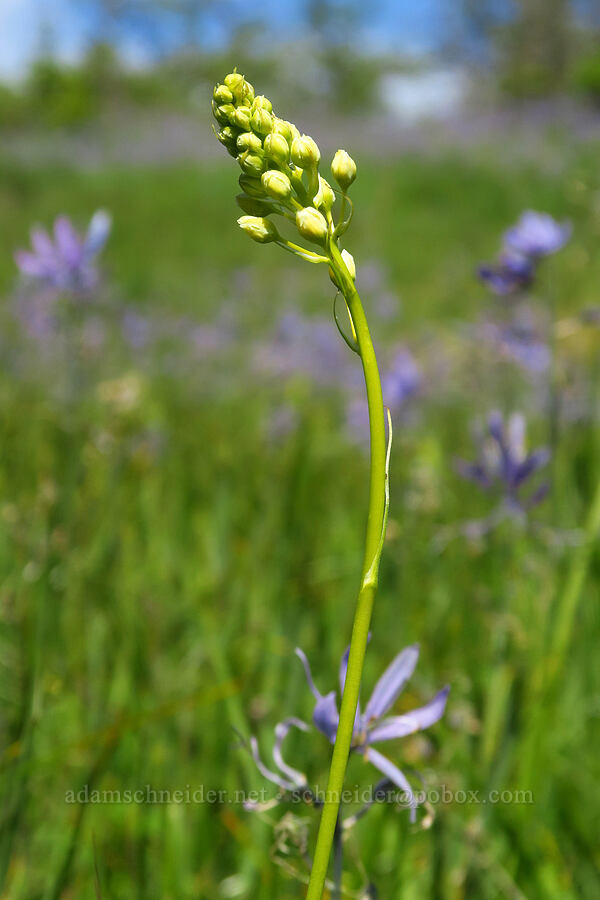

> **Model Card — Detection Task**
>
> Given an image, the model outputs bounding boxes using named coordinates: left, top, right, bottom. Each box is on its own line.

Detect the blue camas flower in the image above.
left=456, top=411, right=550, bottom=513
left=504, top=210, right=571, bottom=258
left=478, top=251, right=535, bottom=296
left=15, top=210, right=111, bottom=293
left=478, top=210, right=570, bottom=296
left=248, top=644, right=448, bottom=821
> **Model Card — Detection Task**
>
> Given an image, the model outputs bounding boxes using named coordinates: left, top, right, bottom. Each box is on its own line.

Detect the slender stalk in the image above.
left=306, top=241, right=387, bottom=899
left=333, top=812, right=343, bottom=900
left=548, top=473, right=600, bottom=673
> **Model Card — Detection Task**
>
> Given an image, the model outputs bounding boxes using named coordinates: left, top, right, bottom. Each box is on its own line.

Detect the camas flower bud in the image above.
left=215, top=126, right=240, bottom=157
left=251, top=108, right=273, bottom=136
left=233, top=107, right=252, bottom=131
left=239, top=174, right=265, bottom=198
left=296, top=207, right=328, bottom=245
left=263, top=132, right=290, bottom=166
left=237, top=132, right=263, bottom=153
left=331, top=149, right=356, bottom=191
left=252, top=95, right=272, bottom=113
left=329, top=249, right=356, bottom=288
left=238, top=151, right=265, bottom=176
left=313, top=176, right=335, bottom=213
left=272, top=118, right=292, bottom=142
left=213, top=84, right=233, bottom=104
left=261, top=170, right=292, bottom=201
left=237, top=215, right=279, bottom=244
left=341, top=248, right=356, bottom=279
left=212, top=101, right=235, bottom=126
left=224, top=72, right=254, bottom=105
left=291, top=135, right=320, bottom=169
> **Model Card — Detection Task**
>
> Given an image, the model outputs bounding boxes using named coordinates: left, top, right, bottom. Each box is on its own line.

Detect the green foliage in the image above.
left=571, top=48, right=600, bottom=102
left=26, top=58, right=99, bottom=128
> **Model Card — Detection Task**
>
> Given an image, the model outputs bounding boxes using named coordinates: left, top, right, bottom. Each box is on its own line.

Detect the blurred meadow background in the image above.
left=1, top=1, right=600, bottom=897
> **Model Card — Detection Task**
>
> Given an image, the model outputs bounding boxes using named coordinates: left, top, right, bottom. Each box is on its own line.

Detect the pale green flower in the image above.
left=237, top=216, right=279, bottom=244
left=331, top=149, right=357, bottom=191
left=296, top=207, right=328, bottom=244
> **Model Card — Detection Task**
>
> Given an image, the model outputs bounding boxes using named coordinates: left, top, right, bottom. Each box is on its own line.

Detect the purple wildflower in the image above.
left=478, top=251, right=535, bottom=296
left=247, top=644, right=448, bottom=822
left=456, top=411, right=550, bottom=512
left=15, top=210, right=111, bottom=293
left=504, top=210, right=571, bottom=259
left=478, top=319, right=550, bottom=374
left=382, top=348, right=422, bottom=409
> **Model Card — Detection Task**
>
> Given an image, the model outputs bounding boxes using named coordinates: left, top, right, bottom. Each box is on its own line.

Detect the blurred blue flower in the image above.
left=478, top=211, right=570, bottom=296
left=504, top=210, right=571, bottom=259
left=478, top=251, right=535, bottom=296
left=382, top=347, right=422, bottom=409
left=456, top=411, right=550, bottom=512
left=478, top=319, right=550, bottom=374
left=15, top=210, right=111, bottom=293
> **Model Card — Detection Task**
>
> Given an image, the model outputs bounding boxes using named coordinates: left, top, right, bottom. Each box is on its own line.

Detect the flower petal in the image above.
left=364, top=644, right=420, bottom=722
left=272, top=717, right=309, bottom=787
left=295, top=646, right=322, bottom=701
left=14, top=250, right=54, bottom=280
left=249, top=736, right=296, bottom=791
left=365, top=747, right=417, bottom=822
left=84, top=209, right=112, bottom=257
left=30, top=226, right=55, bottom=258
left=454, top=459, right=492, bottom=490
left=514, top=448, right=550, bottom=486
left=314, top=691, right=339, bottom=743
left=296, top=647, right=339, bottom=741
left=54, top=216, right=83, bottom=267
left=367, top=685, right=450, bottom=744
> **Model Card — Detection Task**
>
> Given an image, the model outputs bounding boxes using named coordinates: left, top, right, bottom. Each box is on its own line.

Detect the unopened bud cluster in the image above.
left=212, top=71, right=357, bottom=253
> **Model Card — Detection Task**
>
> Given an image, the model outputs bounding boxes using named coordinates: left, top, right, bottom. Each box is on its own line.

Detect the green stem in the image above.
left=306, top=241, right=387, bottom=900
left=548, top=473, right=600, bottom=673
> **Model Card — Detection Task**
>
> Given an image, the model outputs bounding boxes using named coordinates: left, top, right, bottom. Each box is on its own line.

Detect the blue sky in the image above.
left=0, top=0, right=460, bottom=80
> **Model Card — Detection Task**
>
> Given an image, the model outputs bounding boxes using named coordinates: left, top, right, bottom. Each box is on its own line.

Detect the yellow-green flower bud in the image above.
left=272, top=118, right=292, bottom=142
left=236, top=194, right=276, bottom=216
left=224, top=72, right=244, bottom=93
left=252, top=95, right=272, bottom=113
left=251, top=108, right=273, bottom=136
left=296, top=207, right=328, bottom=245
left=233, top=107, right=252, bottom=130
left=212, top=101, right=235, bottom=126
left=291, top=134, right=320, bottom=169
left=237, top=132, right=263, bottom=153
left=239, top=174, right=265, bottom=198
left=216, top=126, right=240, bottom=157
left=261, top=170, right=292, bottom=201
left=224, top=72, right=254, bottom=105
left=263, top=132, right=290, bottom=166
left=341, top=248, right=356, bottom=278
left=314, top=176, right=335, bottom=212
left=237, top=215, right=279, bottom=244
left=238, top=150, right=265, bottom=176
left=287, top=121, right=301, bottom=144
left=213, top=84, right=233, bottom=104
left=331, top=149, right=356, bottom=191
left=329, top=248, right=356, bottom=288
